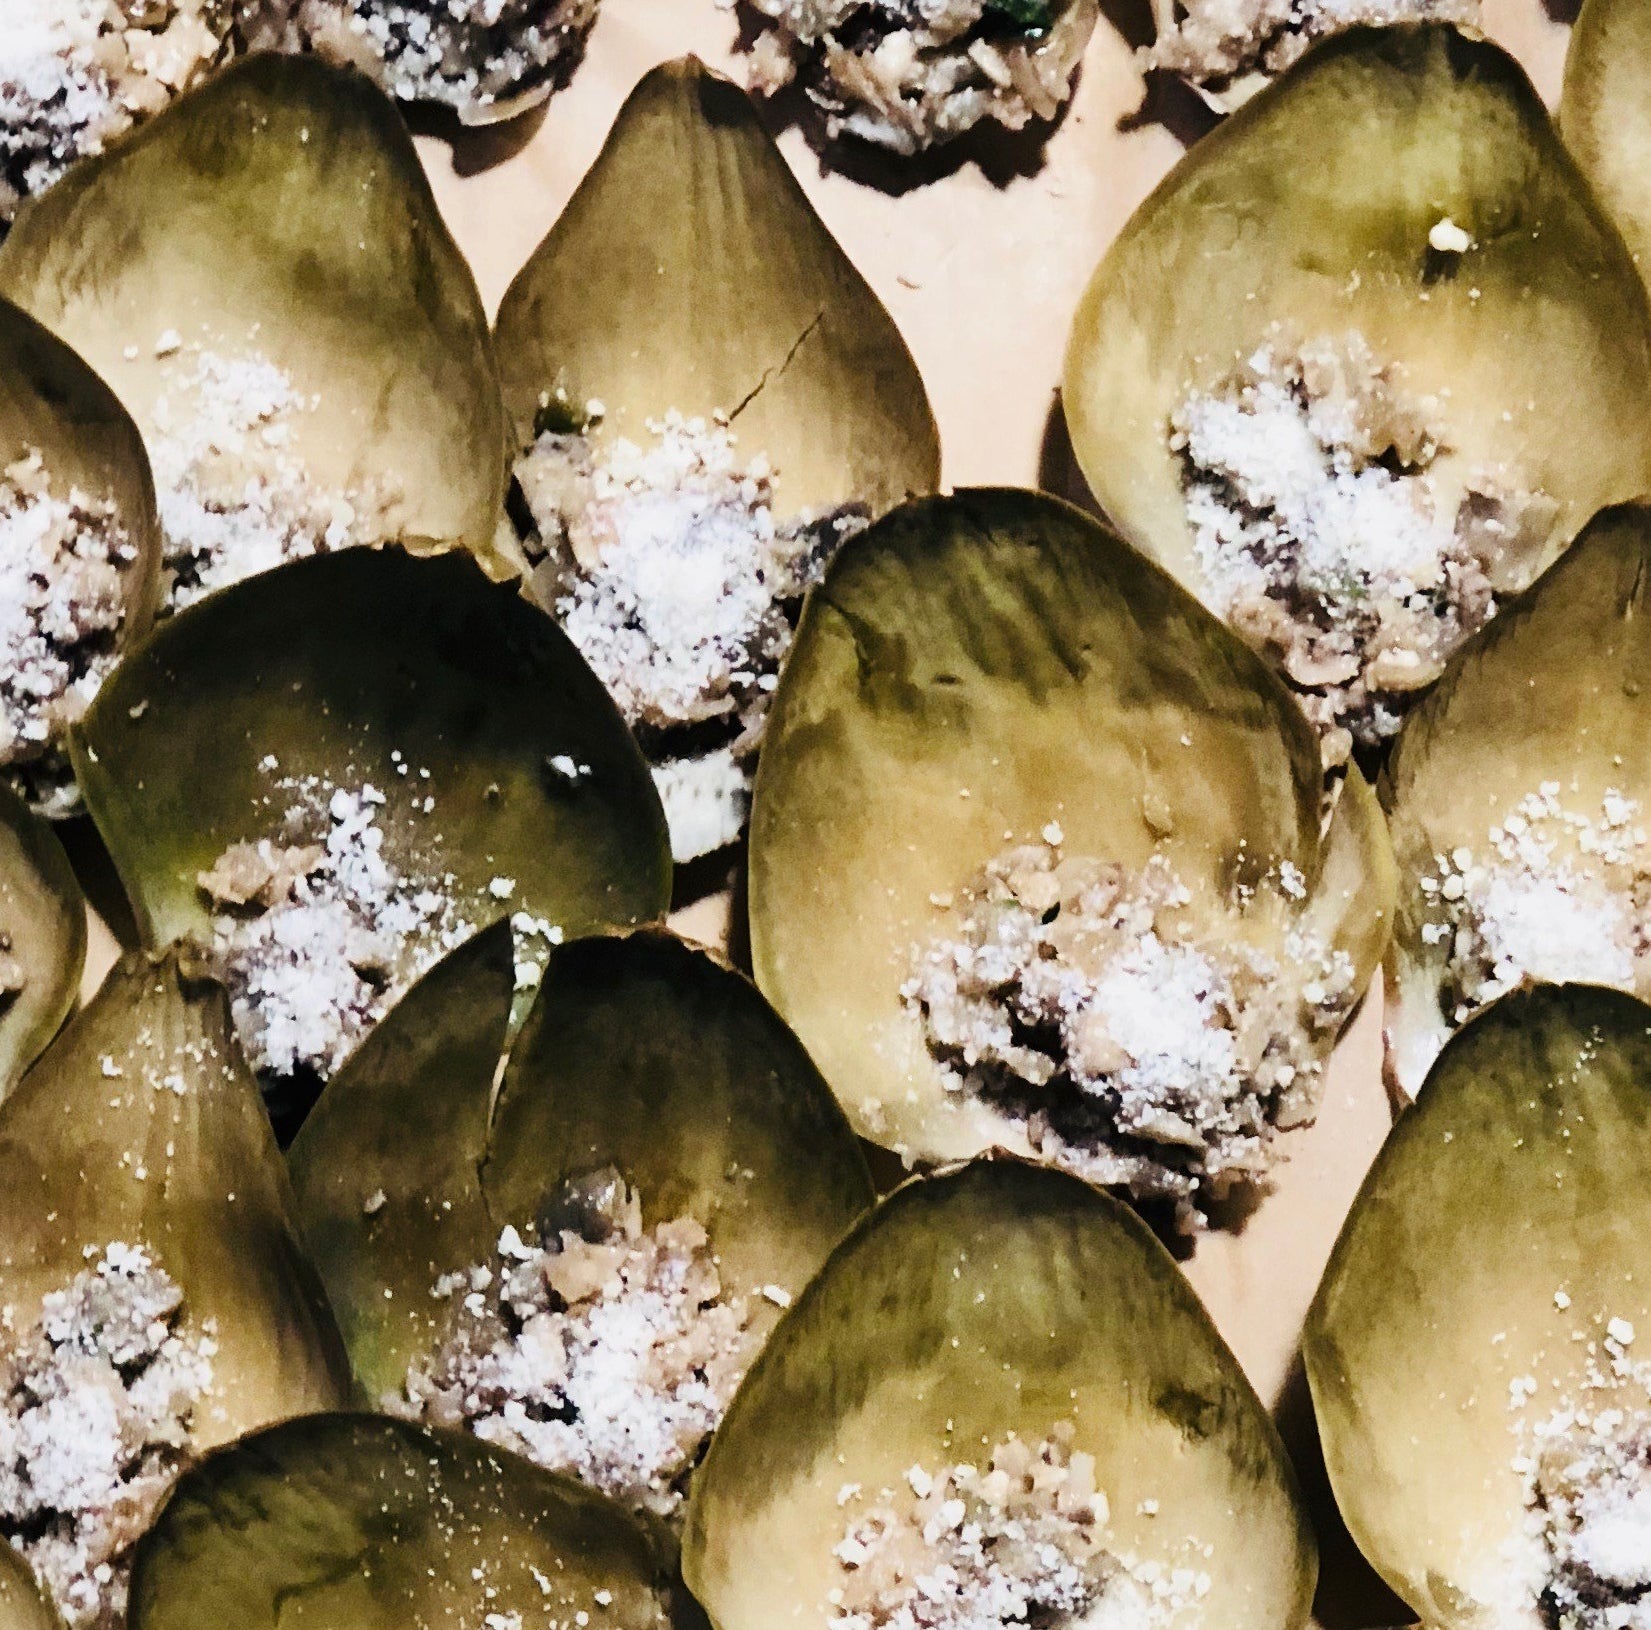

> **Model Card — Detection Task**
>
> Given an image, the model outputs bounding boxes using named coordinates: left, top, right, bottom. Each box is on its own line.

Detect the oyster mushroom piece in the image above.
left=494, top=58, right=939, bottom=865
left=684, top=1159, right=1316, bottom=1630
left=1564, top=0, right=1651, bottom=274
left=0, top=781, right=84, bottom=1099
left=287, top=921, right=875, bottom=1523
left=1305, top=984, right=1651, bottom=1630
left=69, top=546, right=670, bottom=1131
left=1065, top=24, right=1651, bottom=770
left=748, top=487, right=1394, bottom=1231
left=0, top=294, right=162, bottom=817
left=1383, top=505, right=1651, bottom=1097
left=0, top=1, right=234, bottom=220
left=0, top=950, right=351, bottom=1627
left=0, top=53, right=509, bottom=612
left=126, top=1414, right=680, bottom=1629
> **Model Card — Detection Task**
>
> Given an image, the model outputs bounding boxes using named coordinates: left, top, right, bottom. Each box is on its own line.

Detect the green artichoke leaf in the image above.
left=68, top=547, right=670, bottom=1036
left=748, top=487, right=1391, bottom=1176
left=0, top=54, right=509, bottom=585
left=0, top=949, right=351, bottom=1440
left=288, top=923, right=874, bottom=1410
left=128, top=1414, right=680, bottom=1630
left=1564, top=0, right=1651, bottom=276
left=494, top=58, right=939, bottom=524
left=1304, top=985, right=1651, bottom=1629
left=1065, top=24, right=1651, bottom=706
left=1382, top=505, right=1651, bottom=1095
left=0, top=782, right=85, bottom=1099
left=0, top=1543, right=62, bottom=1630
left=683, top=1159, right=1316, bottom=1630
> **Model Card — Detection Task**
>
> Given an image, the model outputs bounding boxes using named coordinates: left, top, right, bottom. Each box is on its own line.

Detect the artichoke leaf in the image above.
left=128, top=1414, right=679, bottom=1630
left=683, top=1159, right=1316, bottom=1630
left=0, top=1548, right=61, bottom=1630
left=0, top=54, right=509, bottom=583
left=1563, top=0, right=1651, bottom=276
left=1305, top=985, right=1651, bottom=1629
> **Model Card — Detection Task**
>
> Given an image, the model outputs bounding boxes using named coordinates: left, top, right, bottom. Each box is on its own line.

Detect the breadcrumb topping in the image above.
left=902, top=837, right=1354, bottom=1229
left=198, top=775, right=474, bottom=1084
left=745, top=0, right=1098, bottom=154
left=1172, top=335, right=1546, bottom=767
left=516, top=408, right=865, bottom=862
left=389, top=1168, right=753, bottom=1521
left=0, top=0, right=229, bottom=219
left=143, top=345, right=397, bottom=611
left=0, top=449, right=133, bottom=783
left=832, top=1426, right=1208, bottom=1630
left=0, top=1243, right=213, bottom=1629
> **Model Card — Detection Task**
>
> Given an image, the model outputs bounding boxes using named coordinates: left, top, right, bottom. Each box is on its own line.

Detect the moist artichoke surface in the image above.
left=1563, top=0, right=1651, bottom=274
left=496, top=59, right=938, bottom=864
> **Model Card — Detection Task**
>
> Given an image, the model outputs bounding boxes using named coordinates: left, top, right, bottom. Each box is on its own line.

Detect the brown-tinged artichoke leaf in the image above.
left=128, top=1414, right=679, bottom=1630
left=1564, top=0, right=1651, bottom=275
left=683, top=1159, right=1316, bottom=1630
left=0, top=53, right=509, bottom=576
left=0, top=949, right=351, bottom=1440
left=1065, top=24, right=1651, bottom=607
left=1304, top=985, right=1651, bottom=1628
left=748, top=487, right=1372, bottom=1163
left=68, top=547, right=670, bottom=976
left=1382, top=505, right=1651, bottom=1095
left=493, top=57, right=939, bottom=520
left=0, top=782, right=84, bottom=1099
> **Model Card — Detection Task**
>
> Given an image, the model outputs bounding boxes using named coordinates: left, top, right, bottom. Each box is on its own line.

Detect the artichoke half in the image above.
left=494, top=58, right=940, bottom=865
left=127, top=1414, right=680, bottom=1630
left=0, top=294, right=161, bottom=817
left=0, top=53, right=508, bottom=614
left=1305, top=984, right=1651, bottom=1630
left=1383, top=505, right=1651, bottom=1096
left=1564, top=0, right=1651, bottom=275
left=287, top=921, right=874, bottom=1524
left=684, top=1160, right=1316, bottom=1630
left=69, top=545, right=670, bottom=1133
left=0, top=950, right=351, bottom=1627
left=1065, top=24, right=1651, bottom=771
left=749, top=487, right=1393, bottom=1230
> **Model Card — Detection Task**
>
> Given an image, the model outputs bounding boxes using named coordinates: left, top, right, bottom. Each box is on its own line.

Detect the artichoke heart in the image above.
left=0, top=950, right=350, bottom=1628
left=1383, top=505, right=1651, bottom=1097
left=0, top=0, right=233, bottom=220
left=70, top=547, right=670, bottom=1132
left=741, top=0, right=1099, bottom=153
left=1065, top=24, right=1651, bottom=770
left=684, top=1160, right=1316, bottom=1630
left=496, top=60, right=939, bottom=864
left=288, top=923, right=874, bottom=1525
left=126, top=1414, right=679, bottom=1630
left=749, top=488, right=1393, bottom=1231
left=0, top=54, right=508, bottom=610
left=1306, top=984, right=1651, bottom=1630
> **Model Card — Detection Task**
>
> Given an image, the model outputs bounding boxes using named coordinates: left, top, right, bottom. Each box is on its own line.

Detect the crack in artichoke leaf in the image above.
left=727, top=310, right=827, bottom=423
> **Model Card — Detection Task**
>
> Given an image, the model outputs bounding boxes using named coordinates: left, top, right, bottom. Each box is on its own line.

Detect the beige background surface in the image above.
left=84, top=3, right=1576, bottom=1620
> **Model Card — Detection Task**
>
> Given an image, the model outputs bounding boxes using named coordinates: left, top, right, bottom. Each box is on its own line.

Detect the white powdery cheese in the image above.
left=391, top=1169, right=753, bottom=1520
left=198, top=778, right=474, bottom=1081
left=1171, top=335, right=1537, bottom=766
left=0, top=1243, right=213, bottom=1630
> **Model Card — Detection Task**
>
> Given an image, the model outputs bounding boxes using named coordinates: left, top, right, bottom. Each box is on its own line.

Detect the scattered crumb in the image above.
left=902, top=836, right=1354, bottom=1229
left=0, top=1243, right=212, bottom=1629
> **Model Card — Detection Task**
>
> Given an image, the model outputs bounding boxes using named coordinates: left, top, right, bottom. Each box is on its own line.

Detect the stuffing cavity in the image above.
left=265, top=0, right=599, bottom=119
left=831, top=1425, right=1209, bottom=1630
left=1508, top=1314, right=1651, bottom=1630
left=0, top=1243, right=213, bottom=1629
left=197, top=773, right=474, bottom=1087
left=141, top=344, right=398, bottom=611
left=388, top=1167, right=754, bottom=1521
left=744, top=0, right=1098, bottom=154
left=901, top=837, right=1354, bottom=1229
left=0, top=449, right=133, bottom=801
left=515, top=406, right=866, bottom=862
left=0, top=1, right=229, bottom=219
left=1418, top=786, right=1651, bottom=1035
left=1172, top=335, right=1547, bottom=767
